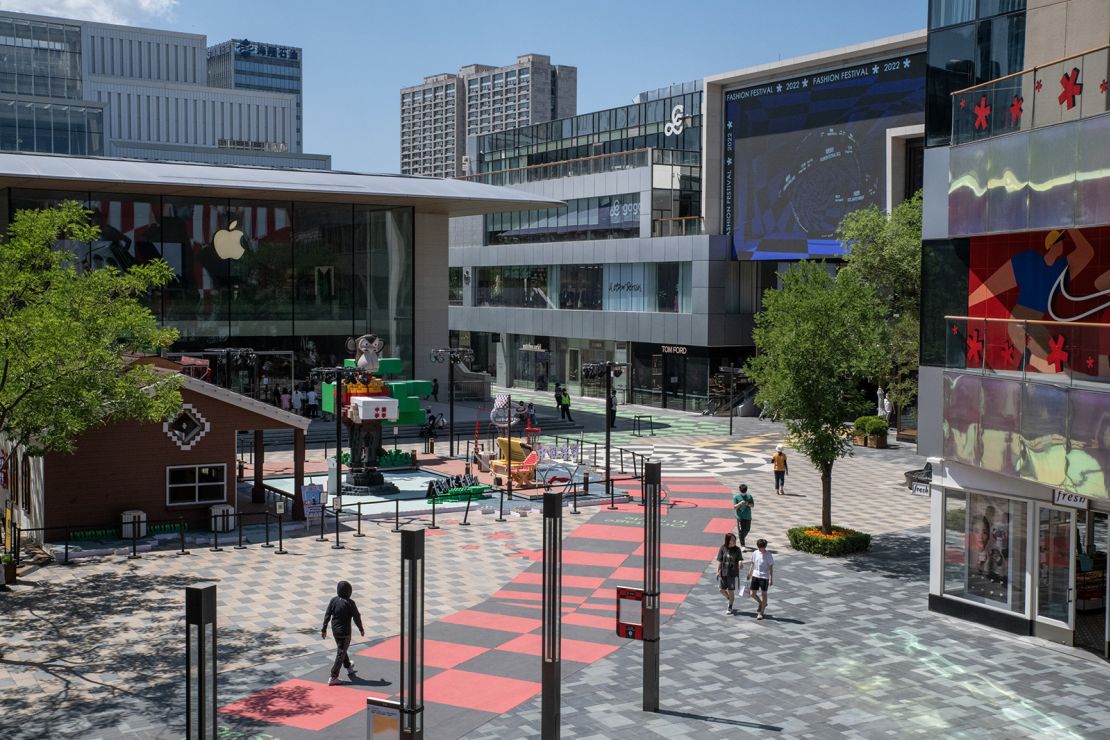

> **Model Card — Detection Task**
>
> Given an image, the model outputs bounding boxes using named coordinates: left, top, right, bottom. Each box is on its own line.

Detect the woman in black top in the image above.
left=717, top=532, right=744, bottom=614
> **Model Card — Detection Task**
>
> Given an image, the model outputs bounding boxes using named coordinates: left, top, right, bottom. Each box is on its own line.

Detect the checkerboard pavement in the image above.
left=204, top=476, right=736, bottom=739
left=0, top=507, right=586, bottom=740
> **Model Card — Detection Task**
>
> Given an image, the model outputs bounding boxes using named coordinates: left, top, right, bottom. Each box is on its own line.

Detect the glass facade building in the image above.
left=7, top=188, right=414, bottom=376
left=207, top=39, right=304, bottom=152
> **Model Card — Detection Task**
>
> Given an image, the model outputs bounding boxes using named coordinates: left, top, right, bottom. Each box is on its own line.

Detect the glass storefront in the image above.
left=9, top=188, right=414, bottom=377
left=943, top=489, right=1028, bottom=612
left=485, top=193, right=640, bottom=245
left=630, top=343, right=747, bottom=413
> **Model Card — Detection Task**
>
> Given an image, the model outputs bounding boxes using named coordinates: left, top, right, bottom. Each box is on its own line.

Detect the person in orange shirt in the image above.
left=771, top=444, right=788, bottom=495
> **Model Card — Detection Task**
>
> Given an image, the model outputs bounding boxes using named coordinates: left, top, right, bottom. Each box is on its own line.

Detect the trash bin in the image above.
left=209, top=504, right=235, bottom=533
left=120, top=509, right=148, bottom=539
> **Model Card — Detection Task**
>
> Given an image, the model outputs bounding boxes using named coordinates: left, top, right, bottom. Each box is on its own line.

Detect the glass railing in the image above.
left=950, top=44, right=1110, bottom=145
left=944, top=315, right=1110, bottom=388
left=459, top=148, right=651, bottom=186
left=651, top=216, right=703, bottom=237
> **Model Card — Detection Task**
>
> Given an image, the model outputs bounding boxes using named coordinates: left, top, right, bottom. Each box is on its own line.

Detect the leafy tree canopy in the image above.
left=744, top=260, right=887, bottom=532
left=837, top=191, right=923, bottom=411
left=0, top=201, right=182, bottom=454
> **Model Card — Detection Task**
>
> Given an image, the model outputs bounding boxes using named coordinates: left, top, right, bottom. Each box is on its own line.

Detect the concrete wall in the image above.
left=1025, top=0, right=1110, bottom=68
left=414, top=213, right=450, bottom=389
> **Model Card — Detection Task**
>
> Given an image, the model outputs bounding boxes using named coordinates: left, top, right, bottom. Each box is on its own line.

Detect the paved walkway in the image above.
left=470, top=524, right=1110, bottom=738
left=8, top=414, right=1109, bottom=739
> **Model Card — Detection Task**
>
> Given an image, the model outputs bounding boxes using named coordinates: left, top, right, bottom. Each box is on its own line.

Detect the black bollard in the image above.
left=460, top=492, right=473, bottom=526
left=571, top=480, right=580, bottom=515
left=261, top=511, right=273, bottom=548
left=63, top=526, right=70, bottom=564
left=495, top=486, right=507, bottom=522
left=128, top=514, right=141, bottom=560
left=275, top=513, right=287, bottom=554
left=210, top=512, right=223, bottom=552
left=177, top=518, right=189, bottom=556
left=316, top=504, right=327, bottom=542
left=354, top=501, right=366, bottom=538
left=429, top=496, right=439, bottom=530
left=332, top=504, right=344, bottom=550
left=393, top=498, right=401, bottom=533
left=235, top=512, right=247, bottom=550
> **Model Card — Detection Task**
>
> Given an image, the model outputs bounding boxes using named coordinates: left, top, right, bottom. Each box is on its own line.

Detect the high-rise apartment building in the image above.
left=207, top=39, right=304, bottom=152
left=0, top=10, right=328, bottom=168
left=400, top=54, right=576, bottom=177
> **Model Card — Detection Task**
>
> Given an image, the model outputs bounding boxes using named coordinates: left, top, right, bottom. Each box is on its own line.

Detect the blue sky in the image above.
left=12, top=0, right=926, bottom=172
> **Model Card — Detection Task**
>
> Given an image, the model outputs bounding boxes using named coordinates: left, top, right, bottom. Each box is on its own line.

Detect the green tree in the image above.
left=837, top=190, right=922, bottom=416
left=744, top=261, right=887, bottom=533
left=0, top=201, right=181, bottom=454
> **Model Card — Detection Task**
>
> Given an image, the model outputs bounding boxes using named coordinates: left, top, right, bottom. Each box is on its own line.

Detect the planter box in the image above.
left=867, top=434, right=888, bottom=449
left=3, top=562, right=17, bottom=584
left=853, top=435, right=868, bottom=447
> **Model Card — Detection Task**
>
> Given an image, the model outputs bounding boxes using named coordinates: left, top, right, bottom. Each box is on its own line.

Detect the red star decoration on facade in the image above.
left=1002, top=340, right=1017, bottom=367
left=952, top=323, right=959, bottom=335
left=1046, top=335, right=1069, bottom=372
left=1009, top=95, right=1023, bottom=125
left=1059, top=67, right=1083, bottom=109
left=1102, top=79, right=1109, bottom=94
left=1088, top=356, right=1096, bottom=370
left=967, top=329, right=984, bottom=367
left=1035, top=79, right=1043, bottom=92
left=958, top=97, right=966, bottom=109
left=973, top=96, right=991, bottom=130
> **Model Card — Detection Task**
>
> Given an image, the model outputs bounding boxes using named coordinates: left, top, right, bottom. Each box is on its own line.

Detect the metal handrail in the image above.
left=950, top=43, right=1110, bottom=96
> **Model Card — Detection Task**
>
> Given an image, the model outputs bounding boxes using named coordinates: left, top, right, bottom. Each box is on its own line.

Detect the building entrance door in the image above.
left=1075, top=511, right=1109, bottom=658
left=1035, top=505, right=1076, bottom=645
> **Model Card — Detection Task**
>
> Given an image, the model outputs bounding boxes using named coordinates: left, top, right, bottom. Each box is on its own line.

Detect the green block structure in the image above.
left=378, top=357, right=403, bottom=376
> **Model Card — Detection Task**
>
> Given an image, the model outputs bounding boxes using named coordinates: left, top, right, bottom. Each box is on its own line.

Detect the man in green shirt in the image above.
left=733, top=483, right=754, bottom=549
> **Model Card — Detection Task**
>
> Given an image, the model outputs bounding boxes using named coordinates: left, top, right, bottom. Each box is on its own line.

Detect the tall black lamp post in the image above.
left=430, top=348, right=474, bottom=457
left=720, top=366, right=744, bottom=437
left=581, top=361, right=628, bottom=508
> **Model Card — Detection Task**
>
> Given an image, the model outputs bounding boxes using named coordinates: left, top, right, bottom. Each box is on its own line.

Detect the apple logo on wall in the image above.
left=213, top=220, right=247, bottom=260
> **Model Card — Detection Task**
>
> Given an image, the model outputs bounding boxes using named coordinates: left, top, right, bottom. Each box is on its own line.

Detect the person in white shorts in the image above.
left=746, top=538, right=774, bottom=619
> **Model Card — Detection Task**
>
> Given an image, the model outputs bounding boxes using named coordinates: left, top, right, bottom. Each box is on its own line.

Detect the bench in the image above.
left=633, top=414, right=655, bottom=437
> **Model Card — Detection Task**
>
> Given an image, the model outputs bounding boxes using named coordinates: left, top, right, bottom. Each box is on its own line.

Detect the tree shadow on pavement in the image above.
left=0, top=564, right=292, bottom=739
left=842, top=527, right=930, bottom=583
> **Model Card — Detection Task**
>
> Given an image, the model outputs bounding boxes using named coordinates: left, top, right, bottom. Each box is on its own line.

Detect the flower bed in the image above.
left=787, top=525, right=871, bottom=556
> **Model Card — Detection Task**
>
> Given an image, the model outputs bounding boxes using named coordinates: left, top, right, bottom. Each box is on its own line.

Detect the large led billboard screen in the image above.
left=722, top=52, right=925, bottom=260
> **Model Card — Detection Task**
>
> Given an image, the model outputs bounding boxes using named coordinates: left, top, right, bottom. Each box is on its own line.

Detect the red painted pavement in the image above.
left=496, top=633, right=621, bottom=663
left=219, top=679, right=388, bottom=731
left=358, top=637, right=488, bottom=670
left=422, top=669, right=541, bottom=714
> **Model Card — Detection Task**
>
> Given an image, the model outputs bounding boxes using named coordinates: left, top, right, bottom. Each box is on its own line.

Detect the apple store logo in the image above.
left=213, top=220, right=247, bottom=260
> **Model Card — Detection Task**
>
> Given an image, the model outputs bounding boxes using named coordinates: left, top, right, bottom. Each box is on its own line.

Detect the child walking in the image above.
left=746, top=539, right=774, bottom=620
left=321, top=580, right=365, bottom=685
left=716, top=533, right=744, bottom=614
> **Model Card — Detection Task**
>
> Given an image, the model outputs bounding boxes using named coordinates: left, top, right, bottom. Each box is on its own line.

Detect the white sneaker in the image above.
left=328, top=677, right=341, bottom=685
left=756, top=612, right=764, bottom=620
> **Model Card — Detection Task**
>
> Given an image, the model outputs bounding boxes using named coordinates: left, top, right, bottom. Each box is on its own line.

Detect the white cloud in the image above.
left=0, top=0, right=178, bottom=25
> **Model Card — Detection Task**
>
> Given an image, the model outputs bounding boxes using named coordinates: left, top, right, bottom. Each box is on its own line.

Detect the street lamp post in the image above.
left=430, top=348, right=474, bottom=458
left=721, top=366, right=744, bottom=437
left=582, top=361, right=627, bottom=510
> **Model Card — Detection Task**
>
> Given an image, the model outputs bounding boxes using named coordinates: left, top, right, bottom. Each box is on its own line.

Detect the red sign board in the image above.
left=615, top=586, right=644, bottom=640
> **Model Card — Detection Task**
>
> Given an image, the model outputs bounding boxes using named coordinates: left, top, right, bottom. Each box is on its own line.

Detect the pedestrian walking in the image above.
left=554, top=384, right=565, bottom=420
left=320, top=580, right=365, bottom=685
left=307, top=388, right=318, bottom=418
left=561, top=389, right=574, bottom=422
left=608, top=387, right=617, bottom=429
left=716, top=532, right=744, bottom=614
left=292, top=389, right=304, bottom=416
left=280, top=387, right=291, bottom=411
left=733, top=483, right=754, bottom=548
left=431, top=377, right=440, bottom=402
left=526, top=402, right=537, bottom=428
left=771, top=444, right=788, bottom=495
left=746, top=539, right=774, bottom=619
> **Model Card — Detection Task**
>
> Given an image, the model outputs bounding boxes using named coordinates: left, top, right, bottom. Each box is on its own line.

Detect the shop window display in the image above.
left=944, top=489, right=1027, bottom=611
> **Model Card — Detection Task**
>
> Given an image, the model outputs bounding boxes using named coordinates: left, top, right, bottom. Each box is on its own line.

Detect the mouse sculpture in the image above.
left=346, top=334, right=385, bottom=373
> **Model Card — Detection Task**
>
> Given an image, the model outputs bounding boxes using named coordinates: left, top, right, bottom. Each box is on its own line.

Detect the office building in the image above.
left=207, top=38, right=304, bottom=152
left=918, top=0, right=1110, bottom=656
left=0, top=10, right=328, bottom=168
left=400, top=54, right=576, bottom=177
left=450, top=33, right=926, bottom=411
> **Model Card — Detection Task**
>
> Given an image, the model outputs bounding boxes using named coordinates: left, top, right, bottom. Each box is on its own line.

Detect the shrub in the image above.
left=787, top=525, right=871, bottom=556
left=853, top=416, right=871, bottom=437
left=865, top=416, right=889, bottom=436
